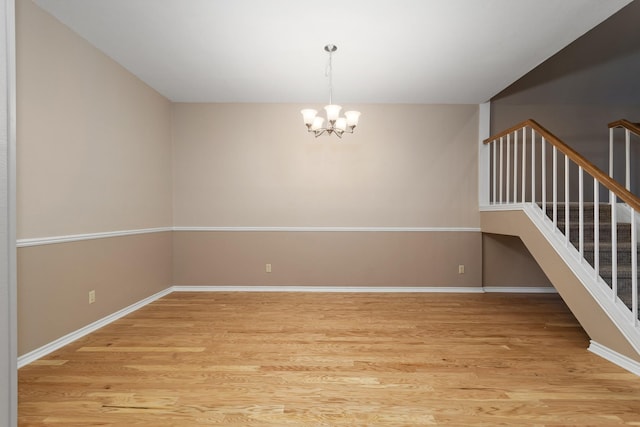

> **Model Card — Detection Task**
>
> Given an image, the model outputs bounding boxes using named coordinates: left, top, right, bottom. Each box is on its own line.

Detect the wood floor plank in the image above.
left=18, top=292, right=640, bottom=426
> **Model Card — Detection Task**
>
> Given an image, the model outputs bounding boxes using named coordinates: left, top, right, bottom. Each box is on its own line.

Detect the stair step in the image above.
left=600, top=266, right=640, bottom=279
left=542, top=202, right=613, bottom=222
left=583, top=248, right=640, bottom=266
left=556, top=222, right=633, bottom=243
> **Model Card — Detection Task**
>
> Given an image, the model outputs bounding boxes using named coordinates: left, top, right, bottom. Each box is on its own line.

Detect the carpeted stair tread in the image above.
left=599, top=265, right=640, bottom=278
left=542, top=203, right=613, bottom=222
left=557, top=223, right=633, bottom=243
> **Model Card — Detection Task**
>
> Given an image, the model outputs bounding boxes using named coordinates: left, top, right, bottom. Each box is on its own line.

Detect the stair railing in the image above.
left=483, top=119, right=640, bottom=326
left=609, top=119, right=640, bottom=195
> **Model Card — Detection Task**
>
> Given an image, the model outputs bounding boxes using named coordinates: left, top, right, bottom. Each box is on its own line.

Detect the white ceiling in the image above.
left=33, top=0, right=633, bottom=104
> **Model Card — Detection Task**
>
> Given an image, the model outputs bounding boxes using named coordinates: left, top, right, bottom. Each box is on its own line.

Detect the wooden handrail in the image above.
left=484, top=119, right=640, bottom=212
left=609, top=119, right=640, bottom=137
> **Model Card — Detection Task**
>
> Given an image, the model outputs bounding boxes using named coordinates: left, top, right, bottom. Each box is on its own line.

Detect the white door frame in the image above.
left=1, top=0, right=17, bottom=425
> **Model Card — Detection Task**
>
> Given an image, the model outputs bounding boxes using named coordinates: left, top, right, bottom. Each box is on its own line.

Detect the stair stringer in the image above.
left=480, top=204, right=640, bottom=368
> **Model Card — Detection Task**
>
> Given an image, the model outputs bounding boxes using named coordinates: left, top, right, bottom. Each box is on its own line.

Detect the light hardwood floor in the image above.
left=19, top=292, right=640, bottom=426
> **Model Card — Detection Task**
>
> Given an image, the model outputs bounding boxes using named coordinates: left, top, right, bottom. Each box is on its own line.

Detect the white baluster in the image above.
left=632, top=209, right=638, bottom=326
left=513, top=131, right=518, bottom=203
left=506, top=134, right=510, bottom=204
left=594, top=179, right=599, bottom=279
left=579, top=167, right=584, bottom=259
left=626, top=129, right=631, bottom=192
left=609, top=127, right=614, bottom=180
left=521, top=128, right=526, bottom=203
left=531, top=129, right=536, bottom=205
left=499, top=137, right=503, bottom=204
left=609, top=128, right=614, bottom=205
left=492, top=141, right=496, bottom=204
left=541, top=137, right=546, bottom=217
left=553, top=146, right=558, bottom=228
left=565, top=155, right=570, bottom=246
left=611, top=196, right=617, bottom=301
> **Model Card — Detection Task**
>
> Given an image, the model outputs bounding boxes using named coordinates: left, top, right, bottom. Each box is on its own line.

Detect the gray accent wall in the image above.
left=490, top=0, right=640, bottom=195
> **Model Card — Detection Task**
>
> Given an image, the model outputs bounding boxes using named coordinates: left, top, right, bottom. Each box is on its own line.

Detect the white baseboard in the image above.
left=171, top=285, right=486, bottom=293
left=482, top=286, right=558, bottom=293
left=588, top=341, right=640, bottom=376
left=17, top=287, right=173, bottom=368
left=173, top=285, right=557, bottom=294
left=173, top=226, right=481, bottom=233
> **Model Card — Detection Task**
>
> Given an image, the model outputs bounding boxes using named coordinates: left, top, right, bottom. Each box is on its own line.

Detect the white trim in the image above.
left=17, top=227, right=172, bottom=247
left=173, top=226, right=481, bottom=233
left=588, top=341, right=640, bottom=376
left=1, top=0, right=17, bottom=423
left=478, top=101, right=491, bottom=207
left=17, top=287, right=172, bottom=368
left=480, top=204, right=527, bottom=212
left=482, top=286, right=558, bottom=293
left=16, top=226, right=481, bottom=247
left=171, top=285, right=485, bottom=293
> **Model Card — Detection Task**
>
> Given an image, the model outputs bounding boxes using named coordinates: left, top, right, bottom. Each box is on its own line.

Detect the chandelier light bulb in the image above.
left=301, top=44, right=361, bottom=138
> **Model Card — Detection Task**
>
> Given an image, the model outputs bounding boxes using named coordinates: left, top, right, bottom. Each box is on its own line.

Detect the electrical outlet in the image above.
left=89, top=290, right=96, bottom=304
left=458, top=265, right=465, bottom=274
left=265, top=263, right=272, bottom=273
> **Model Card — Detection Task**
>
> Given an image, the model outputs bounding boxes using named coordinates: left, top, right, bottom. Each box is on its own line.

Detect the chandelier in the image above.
left=301, top=44, right=361, bottom=138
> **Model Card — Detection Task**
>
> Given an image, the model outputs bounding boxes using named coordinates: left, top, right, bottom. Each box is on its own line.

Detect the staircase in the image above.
left=544, top=203, right=639, bottom=312
left=480, top=118, right=640, bottom=373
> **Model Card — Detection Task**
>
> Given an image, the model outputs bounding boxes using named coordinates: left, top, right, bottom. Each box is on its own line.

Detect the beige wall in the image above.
left=482, top=233, right=552, bottom=288
left=171, top=103, right=482, bottom=288
left=16, top=0, right=173, bottom=355
left=18, top=233, right=172, bottom=354
left=173, top=231, right=481, bottom=287
left=17, top=0, right=172, bottom=239
left=172, top=103, right=480, bottom=228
